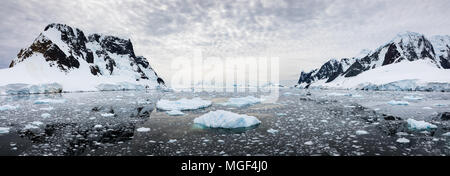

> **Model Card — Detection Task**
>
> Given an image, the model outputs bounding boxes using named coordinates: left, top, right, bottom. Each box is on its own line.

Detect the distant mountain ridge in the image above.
left=297, top=31, right=450, bottom=91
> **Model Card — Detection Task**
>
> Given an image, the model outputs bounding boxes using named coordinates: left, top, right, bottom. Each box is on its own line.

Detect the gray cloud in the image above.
left=1, top=0, right=450, bottom=82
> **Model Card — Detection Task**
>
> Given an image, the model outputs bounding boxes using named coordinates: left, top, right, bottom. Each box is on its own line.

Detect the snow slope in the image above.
left=308, top=60, right=450, bottom=91
left=0, top=23, right=164, bottom=94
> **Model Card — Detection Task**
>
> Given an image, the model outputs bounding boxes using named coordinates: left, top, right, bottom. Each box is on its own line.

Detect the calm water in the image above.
left=0, top=88, right=449, bottom=156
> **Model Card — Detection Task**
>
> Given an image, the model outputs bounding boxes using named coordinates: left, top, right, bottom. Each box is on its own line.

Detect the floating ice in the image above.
left=137, top=127, right=151, bottom=132
left=34, top=99, right=66, bottom=104
left=304, top=141, right=314, bottom=145
left=101, top=113, right=115, bottom=117
left=166, top=110, right=185, bottom=116
left=396, top=137, right=410, bottom=143
left=442, top=132, right=450, bottom=136
left=267, top=129, right=279, bottom=134
left=0, top=83, right=62, bottom=95
left=168, top=139, right=177, bottom=143
left=422, top=107, right=433, bottom=110
left=0, top=105, right=18, bottom=111
left=434, top=104, right=447, bottom=107
left=94, top=125, right=103, bottom=128
left=41, top=113, right=51, bottom=118
left=356, top=130, right=369, bottom=135
left=403, top=96, right=424, bottom=100
left=407, top=119, right=437, bottom=130
left=220, top=96, right=263, bottom=107
left=24, top=121, right=43, bottom=130
left=156, top=98, right=212, bottom=111
left=0, top=127, right=10, bottom=134
left=194, top=110, right=261, bottom=129
left=387, top=100, right=409, bottom=106
left=40, top=107, right=54, bottom=111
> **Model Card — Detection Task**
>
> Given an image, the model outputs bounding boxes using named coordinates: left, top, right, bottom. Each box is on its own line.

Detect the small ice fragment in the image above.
left=0, top=127, right=10, bottom=134
left=0, top=105, right=18, bottom=111
left=388, top=101, right=409, bottom=106
left=396, top=132, right=409, bottom=136
left=276, top=113, right=287, bottom=117
left=406, top=119, right=437, bottom=130
left=94, top=125, right=103, bottom=128
left=168, top=139, right=177, bottom=143
left=41, top=113, right=51, bottom=118
left=137, top=127, right=151, bottom=132
left=403, top=96, right=423, bottom=100
left=40, top=107, right=54, bottom=111
left=356, top=130, right=369, bottom=135
left=31, top=121, right=43, bottom=126
left=396, top=138, right=410, bottom=144
left=304, top=141, right=314, bottom=146
left=422, top=107, right=433, bottom=110
left=441, top=132, right=450, bottom=136
left=101, top=113, right=115, bottom=117
left=166, top=110, right=185, bottom=116
left=267, top=129, right=279, bottom=134
left=34, top=99, right=66, bottom=104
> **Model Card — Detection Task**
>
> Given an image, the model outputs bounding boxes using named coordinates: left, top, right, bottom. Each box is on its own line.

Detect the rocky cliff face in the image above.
left=298, top=32, right=450, bottom=87
left=9, top=23, right=164, bottom=86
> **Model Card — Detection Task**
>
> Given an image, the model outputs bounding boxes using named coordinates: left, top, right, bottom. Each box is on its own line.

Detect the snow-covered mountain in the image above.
left=0, top=23, right=165, bottom=94
left=297, top=31, right=450, bottom=91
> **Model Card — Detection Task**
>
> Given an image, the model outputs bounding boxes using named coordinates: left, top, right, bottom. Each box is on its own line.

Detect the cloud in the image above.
left=1, top=0, right=450, bottom=82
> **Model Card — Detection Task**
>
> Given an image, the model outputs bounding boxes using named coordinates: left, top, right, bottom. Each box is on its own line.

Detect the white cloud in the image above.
left=0, top=0, right=450, bottom=83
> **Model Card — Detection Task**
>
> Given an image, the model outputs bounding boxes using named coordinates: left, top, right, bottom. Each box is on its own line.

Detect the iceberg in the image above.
left=406, top=119, right=437, bottom=130
left=193, top=110, right=261, bottom=129
left=220, top=96, right=263, bottom=107
left=156, top=98, right=212, bottom=111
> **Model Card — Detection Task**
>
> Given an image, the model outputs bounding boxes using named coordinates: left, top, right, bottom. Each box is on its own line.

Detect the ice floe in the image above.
left=220, top=96, right=263, bottom=107
left=356, top=130, right=369, bottom=135
left=396, top=137, right=410, bottom=143
left=166, top=110, right=185, bottom=116
left=137, top=127, right=151, bottom=132
left=194, top=110, right=261, bottom=129
left=304, top=141, right=314, bottom=146
left=41, top=113, right=51, bottom=118
left=0, top=127, right=10, bottom=134
left=0, top=105, right=18, bottom=111
left=100, top=113, right=115, bottom=117
left=407, top=119, right=437, bottom=130
left=267, top=129, right=279, bottom=134
left=34, top=99, right=67, bottom=104
left=442, top=132, right=450, bottom=136
left=156, top=98, right=212, bottom=111
left=403, top=96, right=424, bottom=100
left=387, top=100, right=409, bottom=106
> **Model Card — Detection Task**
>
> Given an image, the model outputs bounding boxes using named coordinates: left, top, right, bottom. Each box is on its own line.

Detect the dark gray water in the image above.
left=0, top=89, right=449, bottom=156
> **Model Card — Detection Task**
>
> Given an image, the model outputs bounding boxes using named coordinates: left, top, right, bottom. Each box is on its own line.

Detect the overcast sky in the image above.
left=1, top=0, right=450, bottom=83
